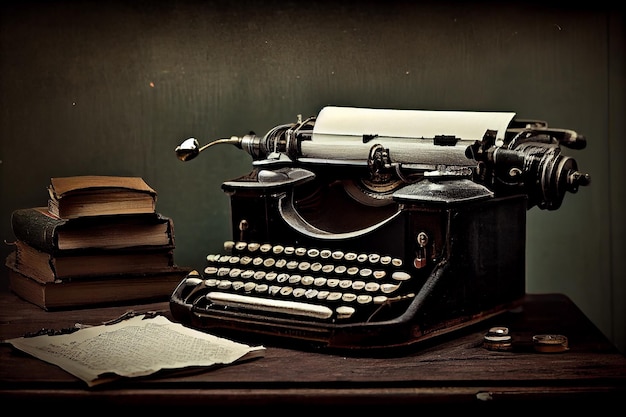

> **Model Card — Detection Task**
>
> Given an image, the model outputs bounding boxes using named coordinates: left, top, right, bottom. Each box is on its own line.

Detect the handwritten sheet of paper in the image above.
left=5, top=314, right=265, bottom=387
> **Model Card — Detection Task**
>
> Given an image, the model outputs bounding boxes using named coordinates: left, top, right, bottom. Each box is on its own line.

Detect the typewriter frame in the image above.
left=171, top=106, right=589, bottom=351
left=171, top=167, right=527, bottom=351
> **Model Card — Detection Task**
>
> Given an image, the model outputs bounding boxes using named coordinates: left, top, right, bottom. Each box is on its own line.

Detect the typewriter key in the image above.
left=268, top=286, right=281, bottom=296
left=317, top=290, right=330, bottom=300
left=217, top=280, right=232, bottom=290
left=301, top=275, right=314, bottom=285
left=373, top=295, right=388, bottom=304
left=334, top=265, right=347, bottom=274
left=327, top=292, right=342, bottom=301
left=359, top=268, right=373, bottom=278
left=241, top=270, right=255, bottom=279
left=380, top=283, right=400, bottom=293
left=352, top=280, right=366, bottom=290
left=344, top=252, right=358, bottom=262
left=357, top=295, right=372, bottom=304
left=336, top=306, right=355, bottom=319
left=255, top=284, right=268, bottom=294
left=373, top=270, right=386, bottom=279
left=314, top=277, right=327, bottom=286
left=310, top=262, right=323, bottom=272
left=204, top=266, right=218, bottom=276
left=339, top=279, right=352, bottom=289
left=305, top=289, right=319, bottom=299
left=326, top=278, right=339, bottom=288
left=392, top=271, right=411, bottom=281
left=347, top=266, right=360, bottom=276
left=341, top=293, right=357, bottom=302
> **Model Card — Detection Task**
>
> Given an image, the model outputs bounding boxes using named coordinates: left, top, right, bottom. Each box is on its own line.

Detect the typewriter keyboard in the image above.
left=177, top=240, right=418, bottom=323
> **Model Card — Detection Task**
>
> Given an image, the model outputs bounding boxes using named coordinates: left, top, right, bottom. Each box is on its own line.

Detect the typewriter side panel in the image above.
left=327, top=194, right=528, bottom=349
left=406, top=195, right=527, bottom=332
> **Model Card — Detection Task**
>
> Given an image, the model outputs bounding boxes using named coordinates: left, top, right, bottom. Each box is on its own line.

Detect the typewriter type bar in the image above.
left=171, top=106, right=590, bottom=351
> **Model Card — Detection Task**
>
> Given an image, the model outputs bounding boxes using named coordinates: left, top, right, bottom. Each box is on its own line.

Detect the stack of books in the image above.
left=5, top=175, right=191, bottom=310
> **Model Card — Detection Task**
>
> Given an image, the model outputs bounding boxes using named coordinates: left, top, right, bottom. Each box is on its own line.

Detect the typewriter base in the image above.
left=172, top=298, right=525, bottom=352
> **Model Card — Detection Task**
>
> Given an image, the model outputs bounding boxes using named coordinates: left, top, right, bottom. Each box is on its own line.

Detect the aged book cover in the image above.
left=9, top=241, right=178, bottom=283
left=11, top=207, right=175, bottom=252
left=47, top=175, right=157, bottom=219
left=5, top=261, right=190, bottom=310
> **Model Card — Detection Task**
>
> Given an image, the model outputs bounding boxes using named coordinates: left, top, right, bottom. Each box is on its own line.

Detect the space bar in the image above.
left=206, top=292, right=334, bottom=320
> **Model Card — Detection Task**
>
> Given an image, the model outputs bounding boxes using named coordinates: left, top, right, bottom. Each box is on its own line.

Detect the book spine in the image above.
left=11, top=208, right=64, bottom=252
left=166, top=217, right=175, bottom=246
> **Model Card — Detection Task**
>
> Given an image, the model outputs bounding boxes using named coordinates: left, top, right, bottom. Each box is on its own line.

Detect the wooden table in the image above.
left=1, top=290, right=624, bottom=410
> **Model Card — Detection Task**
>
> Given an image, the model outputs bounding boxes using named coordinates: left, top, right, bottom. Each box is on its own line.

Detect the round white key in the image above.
left=336, top=306, right=355, bottom=319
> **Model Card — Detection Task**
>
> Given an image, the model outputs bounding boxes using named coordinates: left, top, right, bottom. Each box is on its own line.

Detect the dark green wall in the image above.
left=1, top=1, right=624, bottom=352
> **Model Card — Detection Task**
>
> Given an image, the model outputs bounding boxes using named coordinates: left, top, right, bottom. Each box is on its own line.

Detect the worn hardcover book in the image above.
left=5, top=258, right=190, bottom=310
left=47, top=175, right=157, bottom=219
left=11, top=207, right=175, bottom=252
left=9, top=241, right=177, bottom=283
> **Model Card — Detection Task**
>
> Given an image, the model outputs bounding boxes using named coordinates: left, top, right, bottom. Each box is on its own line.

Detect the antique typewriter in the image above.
left=170, top=106, right=590, bottom=351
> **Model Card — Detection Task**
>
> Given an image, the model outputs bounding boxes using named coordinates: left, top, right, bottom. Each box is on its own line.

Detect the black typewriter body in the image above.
left=170, top=106, right=590, bottom=351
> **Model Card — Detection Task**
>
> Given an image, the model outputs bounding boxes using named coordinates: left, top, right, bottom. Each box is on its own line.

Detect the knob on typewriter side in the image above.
left=468, top=127, right=591, bottom=210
